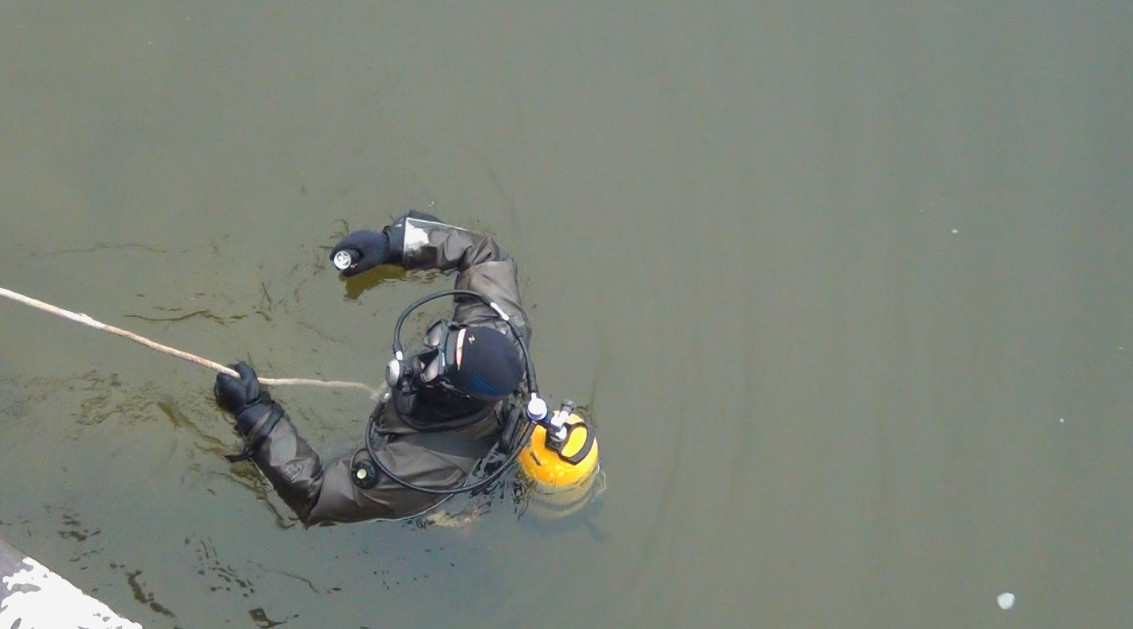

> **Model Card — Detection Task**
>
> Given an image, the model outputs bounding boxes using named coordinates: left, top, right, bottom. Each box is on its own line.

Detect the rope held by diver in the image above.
left=0, top=286, right=382, bottom=399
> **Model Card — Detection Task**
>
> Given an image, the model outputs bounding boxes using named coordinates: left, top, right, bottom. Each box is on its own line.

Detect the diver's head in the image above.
left=413, top=322, right=524, bottom=402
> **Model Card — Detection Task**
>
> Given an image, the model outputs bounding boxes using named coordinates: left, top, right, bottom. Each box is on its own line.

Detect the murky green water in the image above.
left=2, top=3, right=1132, bottom=627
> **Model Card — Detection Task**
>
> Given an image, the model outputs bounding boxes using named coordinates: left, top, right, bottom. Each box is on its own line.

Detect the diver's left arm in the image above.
left=214, top=362, right=330, bottom=522
left=214, top=362, right=430, bottom=524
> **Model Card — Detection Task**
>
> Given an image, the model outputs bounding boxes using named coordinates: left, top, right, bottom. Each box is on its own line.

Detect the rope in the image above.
left=0, top=286, right=384, bottom=400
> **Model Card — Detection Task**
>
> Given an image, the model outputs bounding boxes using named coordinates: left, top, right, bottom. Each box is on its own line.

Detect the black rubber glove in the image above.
left=330, top=230, right=389, bottom=277
left=214, top=362, right=274, bottom=435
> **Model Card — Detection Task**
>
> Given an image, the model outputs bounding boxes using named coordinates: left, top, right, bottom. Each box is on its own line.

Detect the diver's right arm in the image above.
left=330, top=211, right=529, bottom=340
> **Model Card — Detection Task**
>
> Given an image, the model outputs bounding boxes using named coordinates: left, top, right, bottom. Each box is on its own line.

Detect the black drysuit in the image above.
left=239, top=215, right=529, bottom=525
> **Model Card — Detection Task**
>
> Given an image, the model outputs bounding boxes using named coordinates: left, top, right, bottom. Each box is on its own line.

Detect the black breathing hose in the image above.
left=367, top=287, right=542, bottom=496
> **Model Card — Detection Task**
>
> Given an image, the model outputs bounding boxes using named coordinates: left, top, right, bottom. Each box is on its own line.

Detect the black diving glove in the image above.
left=330, top=230, right=389, bottom=277
left=214, top=362, right=275, bottom=435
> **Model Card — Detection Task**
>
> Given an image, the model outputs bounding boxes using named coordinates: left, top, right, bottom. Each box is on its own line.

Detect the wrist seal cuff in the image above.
left=226, top=403, right=284, bottom=463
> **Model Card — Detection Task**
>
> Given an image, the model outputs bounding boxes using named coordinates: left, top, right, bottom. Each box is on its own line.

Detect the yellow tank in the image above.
left=518, top=412, right=600, bottom=517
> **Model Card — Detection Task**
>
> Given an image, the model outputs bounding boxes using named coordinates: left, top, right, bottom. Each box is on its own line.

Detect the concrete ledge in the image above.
left=0, top=535, right=141, bottom=628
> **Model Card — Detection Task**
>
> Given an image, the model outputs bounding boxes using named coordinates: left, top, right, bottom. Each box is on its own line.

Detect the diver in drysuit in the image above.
left=213, top=211, right=530, bottom=525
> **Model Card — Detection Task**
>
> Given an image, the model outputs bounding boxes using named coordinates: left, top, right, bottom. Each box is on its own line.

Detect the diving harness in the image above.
left=350, top=289, right=599, bottom=501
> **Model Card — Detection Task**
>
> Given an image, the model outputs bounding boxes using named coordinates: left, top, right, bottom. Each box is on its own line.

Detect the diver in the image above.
left=212, top=211, right=533, bottom=525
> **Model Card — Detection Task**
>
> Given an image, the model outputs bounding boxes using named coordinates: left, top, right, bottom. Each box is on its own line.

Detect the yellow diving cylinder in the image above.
left=517, top=401, right=601, bottom=518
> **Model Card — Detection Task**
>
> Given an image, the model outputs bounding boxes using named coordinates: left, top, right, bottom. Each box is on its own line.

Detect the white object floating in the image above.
left=1, top=536, right=141, bottom=628
left=997, top=592, right=1015, bottom=610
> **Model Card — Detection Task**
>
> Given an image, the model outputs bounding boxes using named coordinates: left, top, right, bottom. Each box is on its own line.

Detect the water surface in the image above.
left=1, top=3, right=1132, bottom=627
